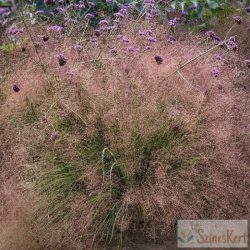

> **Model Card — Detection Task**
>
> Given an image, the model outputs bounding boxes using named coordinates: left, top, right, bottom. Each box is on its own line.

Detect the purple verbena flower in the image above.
left=181, top=10, right=188, bottom=17
left=85, top=13, right=94, bottom=19
left=64, top=17, right=77, bottom=26
left=214, top=54, right=222, bottom=60
left=48, top=25, right=64, bottom=33
left=226, top=37, right=238, bottom=51
left=50, top=131, right=59, bottom=141
left=205, top=30, right=221, bottom=43
left=94, top=29, right=101, bottom=37
left=233, top=16, right=242, bottom=24
left=139, top=31, right=146, bottom=36
left=56, top=54, right=67, bottom=66
left=146, top=13, right=153, bottom=20
left=168, top=18, right=177, bottom=26
left=146, top=29, right=153, bottom=35
left=88, top=2, right=95, bottom=7
left=167, top=36, right=175, bottom=45
left=6, top=26, right=23, bottom=36
left=43, top=35, right=49, bottom=42
left=41, top=116, right=48, bottom=124
left=212, top=67, right=220, bottom=77
left=155, top=55, right=163, bottom=64
left=128, top=47, right=135, bottom=52
left=0, top=7, right=8, bottom=16
left=99, top=19, right=109, bottom=26
left=121, top=37, right=129, bottom=43
left=147, top=36, right=157, bottom=42
left=114, top=12, right=124, bottom=18
left=74, top=1, right=85, bottom=9
left=114, top=6, right=128, bottom=19
left=73, top=44, right=83, bottom=53
left=12, top=84, right=20, bottom=93
left=35, top=10, right=45, bottom=15
left=110, top=48, right=117, bottom=55
left=205, top=30, right=216, bottom=39
left=245, top=6, right=250, bottom=13
left=245, top=59, right=250, bottom=68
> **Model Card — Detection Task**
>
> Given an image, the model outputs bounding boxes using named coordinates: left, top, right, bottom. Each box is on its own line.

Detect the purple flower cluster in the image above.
left=110, top=48, right=117, bottom=55
left=50, top=131, right=59, bottom=142
left=99, top=19, right=109, bottom=26
left=233, top=16, right=242, bottom=25
left=245, top=60, right=250, bottom=68
left=74, top=1, right=85, bottom=10
left=85, top=13, right=94, bottom=19
left=0, top=7, right=9, bottom=16
left=167, top=36, right=176, bottom=45
left=48, top=25, right=64, bottom=33
left=245, top=6, right=250, bottom=13
left=205, top=30, right=220, bottom=43
left=114, top=6, right=129, bottom=19
left=12, top=84, right=20, bottom=93
left=168, top=18, right=178, bottom=27
left=155, top=55, right=163, bottom=64
left=56, top=54, right=67, bottom=66
left=121, top=36, right=129, bottom=44
left=147, top=36, right=157, bottom=43
left=144, top=0, right=158, bottom=20
left=73, top=43, right=83, bottom=53
left=214, top=54, right=222, bottom=61
left=226, top=36, right=238, bottom=51
left=6, top=26, right=23, bottom=35
left=211, top=67, right=220, bottom=77
left=35, top=10, right=45, bottom=15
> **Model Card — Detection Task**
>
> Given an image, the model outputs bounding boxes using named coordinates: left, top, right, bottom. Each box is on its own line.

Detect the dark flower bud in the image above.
left=218, top=84, right=223, bottom=90
left=155, top=55, right=163, bottom=64
left=57, top=54, right=67, bottom=66
left=43, top=35, right=49, bottom=42
left=245, top=60, right=250, bottom=68
left=13, top=84, right=20, bottom=92
left=94, top=29, right=101, bottom=37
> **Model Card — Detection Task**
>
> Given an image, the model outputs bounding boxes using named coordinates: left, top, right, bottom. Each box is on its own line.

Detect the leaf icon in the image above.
left=177, top=237, right=185, bottom=243
left=187, top=235, right=194, bottom=242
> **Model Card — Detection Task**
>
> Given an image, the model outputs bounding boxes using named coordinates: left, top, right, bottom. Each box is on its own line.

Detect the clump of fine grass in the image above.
left=35, top=154, right=85, bottom=224
left=30, top=103, right=191, bottom=245
left=21, top=103, right=39, bottom=124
